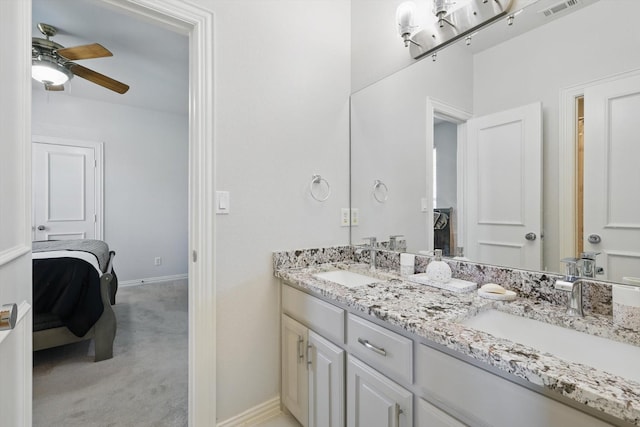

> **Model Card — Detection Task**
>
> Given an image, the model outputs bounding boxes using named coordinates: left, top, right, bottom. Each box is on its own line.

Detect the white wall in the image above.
left=204, top=0, right=351, bottom=421
left=473, top=0, right=640, bottom=271
left=32, top=92, right=188, bottom=282
left=351, top=0, right=428, bottom=91
left=350, top=43, right=473, bottom=253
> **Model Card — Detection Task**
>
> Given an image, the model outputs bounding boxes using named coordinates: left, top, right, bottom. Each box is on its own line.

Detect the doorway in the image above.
left=29, top=0, right=216, bottom=424
left=433, top=117, right=458, bottom=257
left=426, top=97, right=472, bottom=257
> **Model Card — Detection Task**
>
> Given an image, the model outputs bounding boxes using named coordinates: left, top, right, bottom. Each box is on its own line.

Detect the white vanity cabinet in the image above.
left=282, top=314, right=345, bottom=427
left=346, top=355, right=413, bottom=427
left=282, top=285, right=346, bottom=427
left=281, top=281, right=617, bottom=427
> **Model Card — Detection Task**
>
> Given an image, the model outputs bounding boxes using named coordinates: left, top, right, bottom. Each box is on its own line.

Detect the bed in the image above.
left=32, top=239, right=118, bottom=362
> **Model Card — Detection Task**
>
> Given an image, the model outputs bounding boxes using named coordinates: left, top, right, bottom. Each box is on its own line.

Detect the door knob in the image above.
left=588, top=234, right=602, bottom=244
left=37, top=225, right=45, bottom=231
left=0, top=303, right=17, bottom=331
left=525, top=232, right=537, bottom=241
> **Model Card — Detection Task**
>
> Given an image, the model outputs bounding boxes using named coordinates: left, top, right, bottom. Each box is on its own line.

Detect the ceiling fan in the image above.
left=31, top=23, right=129, bottom=94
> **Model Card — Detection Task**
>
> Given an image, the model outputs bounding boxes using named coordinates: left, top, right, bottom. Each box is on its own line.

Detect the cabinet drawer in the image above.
left=282, top=284, right=345, bottom=344
left=347, top=313, right=412, bottom=384
left=416, top=344, right=613, bottom=427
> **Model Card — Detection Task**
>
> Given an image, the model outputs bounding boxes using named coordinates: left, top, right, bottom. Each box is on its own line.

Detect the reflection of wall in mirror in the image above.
left=350, top=43, right=473, bottom=254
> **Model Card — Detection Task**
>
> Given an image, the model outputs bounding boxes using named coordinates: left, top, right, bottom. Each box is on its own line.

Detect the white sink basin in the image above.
left=313, top=270, right=379, bottom=288
left=462, top=309, right=640, bottom=383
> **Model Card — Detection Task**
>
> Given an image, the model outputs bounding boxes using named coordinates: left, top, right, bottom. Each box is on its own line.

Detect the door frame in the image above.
left=426, top=97, right=472, bottom=254
left=32, top=136, right=104, bottom=241
left=96, top=1, right=216, bottom=425
left=558, top=67, right=640, bottom=273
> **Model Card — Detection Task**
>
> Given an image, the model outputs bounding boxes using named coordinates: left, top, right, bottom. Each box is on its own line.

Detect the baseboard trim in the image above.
left=216, top=396, right=282, bottom=427
left=119, top=273, right=188, bottom=287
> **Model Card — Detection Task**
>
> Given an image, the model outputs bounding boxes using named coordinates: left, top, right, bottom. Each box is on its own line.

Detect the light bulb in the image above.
left=32, top=59, right=72, bottom=86
left=396, top=2, right=417, bottom=37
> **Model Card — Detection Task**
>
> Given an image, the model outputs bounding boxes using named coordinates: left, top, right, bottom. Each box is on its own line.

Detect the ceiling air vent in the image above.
left=540, top=0, right=580, bottom=17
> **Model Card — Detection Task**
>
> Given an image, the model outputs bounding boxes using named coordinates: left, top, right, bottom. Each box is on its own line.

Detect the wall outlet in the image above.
left=154, top=257, right=162, bottom=266
left=351, top=208, right=359, bottom=226
left=341, top=208, right=350, bottom=227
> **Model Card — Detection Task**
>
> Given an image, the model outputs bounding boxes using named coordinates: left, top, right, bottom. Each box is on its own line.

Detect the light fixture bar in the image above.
left=408, top=0, right=513, bottom=59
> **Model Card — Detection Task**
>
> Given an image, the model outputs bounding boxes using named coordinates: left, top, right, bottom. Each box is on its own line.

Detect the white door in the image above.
left=347, top=355, right=412, bottom=427
left=282, top=315, right=309, bottom=427
left=308, top=330, right=345, bottom=427
left=32, top=140, right=101, bottom=241
left=465, top=102, right=542, bottom=270
left=0, top=0, right=33, bottom=424
left=584, top=75, right=640, bottom=282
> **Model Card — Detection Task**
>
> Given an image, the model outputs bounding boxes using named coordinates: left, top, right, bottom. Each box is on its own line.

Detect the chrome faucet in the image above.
left=557, top=257, right=584, bottom=316
left=555, top=276, right=585, bottom=317
left=579, top=252, right=603, bottom=278
left=362, top=236, right=377, bottom=271
left=389, top=235, right=403, bottom=251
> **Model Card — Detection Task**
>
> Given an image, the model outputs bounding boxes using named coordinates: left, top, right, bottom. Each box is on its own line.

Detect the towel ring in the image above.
left=310, top=174, right=331, bottom=202
left=372, top=179, right=388, bottom=203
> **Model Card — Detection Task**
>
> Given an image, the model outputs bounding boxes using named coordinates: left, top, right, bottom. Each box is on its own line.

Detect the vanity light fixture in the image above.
left=398, top=0, right=514, bottom=60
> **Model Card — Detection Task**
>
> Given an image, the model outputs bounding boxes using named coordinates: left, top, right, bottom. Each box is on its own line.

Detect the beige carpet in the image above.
left=33, top=280, right=188, bottom=427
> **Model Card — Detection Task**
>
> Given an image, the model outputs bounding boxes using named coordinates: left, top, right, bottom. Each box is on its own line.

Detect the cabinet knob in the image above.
left=0, top=303, right=17, bottom=331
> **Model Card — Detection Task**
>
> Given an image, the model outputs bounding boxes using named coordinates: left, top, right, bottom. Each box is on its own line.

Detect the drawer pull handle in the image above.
left=358, top=337, right=387, bottom=356
left=298, top=336, right=305, bottom=363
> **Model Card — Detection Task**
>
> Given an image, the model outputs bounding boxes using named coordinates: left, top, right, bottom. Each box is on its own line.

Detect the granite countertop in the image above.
left=275, top=262, right=640, bottom=426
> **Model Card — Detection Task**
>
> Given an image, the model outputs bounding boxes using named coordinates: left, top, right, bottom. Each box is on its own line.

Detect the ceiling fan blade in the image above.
left=44, top=84, right=64, bottom=91
left=56, top=43, right=113, bottom=61
left=69, top=64, right=130, bottom=94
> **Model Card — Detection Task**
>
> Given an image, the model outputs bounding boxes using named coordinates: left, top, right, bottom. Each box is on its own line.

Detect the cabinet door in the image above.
left=417, top=398, right=466, bottom=427
left=282, top=315, right=309, bottom=427
left=308, top=330, right=345, bottom=427
left=347, top=355, right=413, bottom=427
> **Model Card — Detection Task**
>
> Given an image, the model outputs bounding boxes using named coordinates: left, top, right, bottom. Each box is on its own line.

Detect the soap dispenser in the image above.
left=426, top=249, right=452, bottom=283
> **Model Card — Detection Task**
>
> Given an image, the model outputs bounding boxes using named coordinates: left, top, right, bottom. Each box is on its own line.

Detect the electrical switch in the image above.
left=216, top=191, right=230, bottom=214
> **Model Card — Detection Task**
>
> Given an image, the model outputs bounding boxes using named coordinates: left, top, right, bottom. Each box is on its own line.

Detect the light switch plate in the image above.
left=351, top=208, right=359, bottom=226
left=341, top=208, right=350, bottom=227
left=216, top=191, right=230, bottom=214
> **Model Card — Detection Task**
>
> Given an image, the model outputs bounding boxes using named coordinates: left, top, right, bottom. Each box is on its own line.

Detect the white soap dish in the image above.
left=478, top=289, right=517, bottom=301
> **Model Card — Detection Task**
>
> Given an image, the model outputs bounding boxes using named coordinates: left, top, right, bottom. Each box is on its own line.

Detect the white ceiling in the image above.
left=32, top=0, right=189, bottom=115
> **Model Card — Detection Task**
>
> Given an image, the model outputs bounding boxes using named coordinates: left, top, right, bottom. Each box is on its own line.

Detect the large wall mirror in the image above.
left=350, top=0, right=640, bottom=285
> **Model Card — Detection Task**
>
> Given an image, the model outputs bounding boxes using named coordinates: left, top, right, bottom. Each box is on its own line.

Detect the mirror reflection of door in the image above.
left=465, top=102, right=543, bottom=271
left=581, top=74, right=640, bottom=283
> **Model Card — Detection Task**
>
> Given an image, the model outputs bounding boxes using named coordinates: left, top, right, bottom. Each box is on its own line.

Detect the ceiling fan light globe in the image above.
left=31, top=60, right=72, bottom=86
